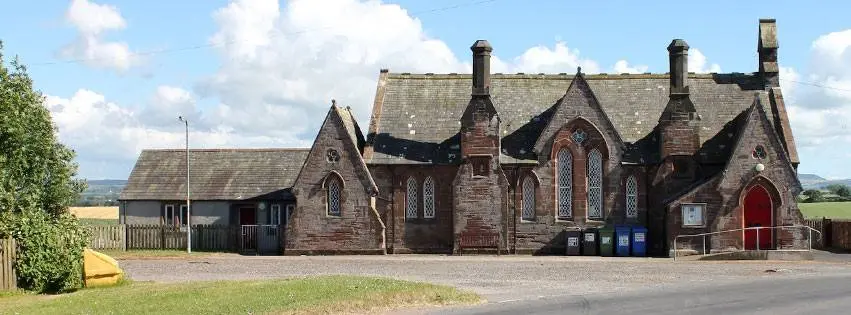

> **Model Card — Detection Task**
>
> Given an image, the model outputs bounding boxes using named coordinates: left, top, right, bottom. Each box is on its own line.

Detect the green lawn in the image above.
left=0, top=276, right=480, bottom=315
left=78, top=218, right=119, bottom=226
left=799, top=201, right=851, bottom=219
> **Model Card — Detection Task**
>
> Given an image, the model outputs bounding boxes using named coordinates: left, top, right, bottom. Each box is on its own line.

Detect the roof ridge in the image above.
left=385, top=72, right=758, bottom=80
left=142, top=148, right=311, bottom=152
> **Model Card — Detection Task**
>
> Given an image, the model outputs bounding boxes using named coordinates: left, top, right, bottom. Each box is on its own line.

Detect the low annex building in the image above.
left=120, top=19, right=805, bottom=256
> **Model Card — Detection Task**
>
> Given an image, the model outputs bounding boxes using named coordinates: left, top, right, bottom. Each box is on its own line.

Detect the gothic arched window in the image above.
left=522, top=175, right=536, bottom=220
left=423, top=176, right=435, bottom=219
left=406, top=177, right=418, bottom=219
left=557, top=148, right=573, bottom=219
left=587, top=149, right=603, bottom=219
left=626, top=175, right=638, bottom=218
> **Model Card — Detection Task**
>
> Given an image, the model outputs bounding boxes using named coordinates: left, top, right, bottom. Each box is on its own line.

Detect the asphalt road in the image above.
left=431, top=273, right=851, bottom=315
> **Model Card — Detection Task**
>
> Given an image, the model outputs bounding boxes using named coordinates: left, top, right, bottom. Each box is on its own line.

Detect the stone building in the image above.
left=122, top=19, right=805, bottom=256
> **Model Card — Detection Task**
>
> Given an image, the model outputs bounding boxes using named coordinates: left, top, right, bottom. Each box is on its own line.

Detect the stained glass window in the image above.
left=557, top=149, right=573, bottom=219
left=522, top=176, right=536, bottom=220
left=423, top=177, right=435, bottom=219
left=327, top=177, right=341, bottom=216
left=326, top=149, right=340, bottom=163
left=752, top=145, right=767, bottom=159
left=587, top=149, right=603, bottom=219
left=571, top=129, right=587, bottom=144
left=626, top=176, right=638, bottom=218
left=406, top=177, right=418, bottom=219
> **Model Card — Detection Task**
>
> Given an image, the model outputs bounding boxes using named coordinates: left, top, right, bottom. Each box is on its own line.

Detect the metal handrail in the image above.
left=673, top=225, right=823, bottom=261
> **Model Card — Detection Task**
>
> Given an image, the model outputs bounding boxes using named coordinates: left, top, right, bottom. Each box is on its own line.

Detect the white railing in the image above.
left=673, top=225, right=822, bottom=261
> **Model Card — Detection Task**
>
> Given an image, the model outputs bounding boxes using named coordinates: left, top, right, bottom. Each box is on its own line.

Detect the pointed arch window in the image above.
left=587, top=149, right=603, bottom=219
left=522, top=175, right=536, bottom=220
left=423, top=176, right=435, bottom=219
left=406, top=177, right=418, bottom=219
left=326, top=176, right=342, bottom=216
left=557, top=148, right=573, bottom=219
left=626, top=175, right=638, bottom=218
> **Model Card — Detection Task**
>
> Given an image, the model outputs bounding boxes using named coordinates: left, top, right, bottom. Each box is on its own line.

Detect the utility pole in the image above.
left=179, top=116, right=191, bottom=254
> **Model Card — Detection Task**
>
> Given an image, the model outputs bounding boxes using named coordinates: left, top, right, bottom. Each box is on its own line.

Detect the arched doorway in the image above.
left=743, top=185, right=773, bottom=250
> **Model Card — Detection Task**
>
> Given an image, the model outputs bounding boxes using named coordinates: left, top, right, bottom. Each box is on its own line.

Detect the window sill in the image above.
left=520, top=219, right=537, bottom=223
left=405, top=218, right=438, bottom=223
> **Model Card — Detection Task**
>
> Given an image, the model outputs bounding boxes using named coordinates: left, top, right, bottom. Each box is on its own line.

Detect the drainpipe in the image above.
left=369, top=193, right=386, bottom=254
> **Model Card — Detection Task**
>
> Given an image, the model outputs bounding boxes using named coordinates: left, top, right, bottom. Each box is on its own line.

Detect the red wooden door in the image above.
left=240, top=207, right=256, bottom=225
left=744, top=186, right=773, bottom=250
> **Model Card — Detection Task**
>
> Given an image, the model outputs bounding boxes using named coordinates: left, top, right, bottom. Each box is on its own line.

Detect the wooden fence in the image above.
left=87, top=225, right=243, bottom=251
left=1, top=238, right=16, bottom=291
left=804, top=218, right=851, bottom=251
left=88, top=225, right=126, bottom=250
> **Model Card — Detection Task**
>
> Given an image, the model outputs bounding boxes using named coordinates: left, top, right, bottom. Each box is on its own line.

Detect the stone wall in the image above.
left=287, top=108, right=382, bottom=255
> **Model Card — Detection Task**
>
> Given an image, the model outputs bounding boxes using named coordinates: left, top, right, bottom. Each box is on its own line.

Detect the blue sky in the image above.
left=1, top=0, right=850, bottom=180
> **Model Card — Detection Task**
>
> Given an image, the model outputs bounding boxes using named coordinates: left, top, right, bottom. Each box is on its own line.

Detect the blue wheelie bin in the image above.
left=615, top=226, right=631, bottom=257
left=631, top=226, right=647, bottom=257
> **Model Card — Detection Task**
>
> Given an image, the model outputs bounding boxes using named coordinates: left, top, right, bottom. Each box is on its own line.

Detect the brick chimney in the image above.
left=659, top=39, right=700, bottom=172
left=471, top=40, right=492, bottom=96
left=758, top=19, right=779, bottom=87
left=667, top=39, right=690, bottom=95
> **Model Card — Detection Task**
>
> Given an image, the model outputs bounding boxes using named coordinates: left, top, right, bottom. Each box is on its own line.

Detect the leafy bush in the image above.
left=0, top=210, right=89, bottom=293
left=802, top=189, right=825, bottom=203
left=0, top=41, right=89, bottom=293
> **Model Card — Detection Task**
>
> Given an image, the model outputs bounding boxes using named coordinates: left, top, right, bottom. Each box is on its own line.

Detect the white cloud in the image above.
left=199, top=0, right=629, bottom=145
left=612, top=60, right=649, bottom=74
left=779, top=29, right=851, bottom=178
left=44, top=88, right=311, bottom=179
left=688, top=48, right=721, bottom=73
left=51, top=0, right=653, bottom=178
left=60, top=0, right=136, bottom=71
left=498, top=42, right=601, bottom=74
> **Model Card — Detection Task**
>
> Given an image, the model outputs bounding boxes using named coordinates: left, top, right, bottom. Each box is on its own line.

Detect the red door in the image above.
left=240, top=207, right=256, bottom=225
left=744, top=186, right=773, bottom=250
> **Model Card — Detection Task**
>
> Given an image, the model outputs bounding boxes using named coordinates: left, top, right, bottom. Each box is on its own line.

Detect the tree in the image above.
left=0, top=41, right=90, bottom=293
left=801, top=189, right=824, bottom=203
left=826, top=184, right=851, bottom=198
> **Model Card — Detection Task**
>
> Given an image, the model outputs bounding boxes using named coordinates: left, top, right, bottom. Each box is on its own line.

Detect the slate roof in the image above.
left=365, top=72, right=775, bottom=165
left=120, top=148, right=309, bottom=201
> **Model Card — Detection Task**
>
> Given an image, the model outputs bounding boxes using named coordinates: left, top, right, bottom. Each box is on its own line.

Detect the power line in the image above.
left=780, top=79, right=851, bottom=93
left=28, top=0, right=501, bottom=67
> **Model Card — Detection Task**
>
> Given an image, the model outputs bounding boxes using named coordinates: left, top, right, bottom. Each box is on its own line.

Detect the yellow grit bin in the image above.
left=83, top=248, right=124, bottom=287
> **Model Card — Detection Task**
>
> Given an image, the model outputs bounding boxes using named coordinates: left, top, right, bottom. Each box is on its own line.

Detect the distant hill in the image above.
left=87, top=179, right=128, bottom=186
left=798, top=173, right=851, bottom=190
left=77, top=179, right=127, bottom=206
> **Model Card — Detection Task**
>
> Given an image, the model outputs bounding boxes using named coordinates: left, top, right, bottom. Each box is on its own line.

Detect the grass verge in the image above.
left=78, top=218, right=119, bottom=226
left=0, top=276, right=481, bottom=314
left=799, top=202, right=851, bottom=219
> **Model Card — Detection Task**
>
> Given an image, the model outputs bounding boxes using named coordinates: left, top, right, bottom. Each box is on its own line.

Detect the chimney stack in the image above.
left=471, top=40, right=493, bottom=96
left=667, top=39, right=690, bottom=95
left=758, top=19, right=779, bottom=87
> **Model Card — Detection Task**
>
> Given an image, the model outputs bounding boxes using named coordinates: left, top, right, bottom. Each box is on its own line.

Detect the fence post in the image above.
left=702, top=235, right=706, bottom=256
left=756, top=228, right=760, bottom=251
left=809, top=227, right=812, bottom=251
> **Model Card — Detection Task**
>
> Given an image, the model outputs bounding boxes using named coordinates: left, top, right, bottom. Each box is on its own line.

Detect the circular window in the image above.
left=752, top=145, right=767, bottom=159
left=326, top=149, right=340, bottom=163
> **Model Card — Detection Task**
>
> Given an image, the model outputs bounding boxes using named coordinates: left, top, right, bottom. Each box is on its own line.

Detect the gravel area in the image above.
left=120, top=254, right=851, bottom=302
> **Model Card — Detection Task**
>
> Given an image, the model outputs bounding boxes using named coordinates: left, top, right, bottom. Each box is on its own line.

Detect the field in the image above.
left=0, top=276, right=480, bottom=314
left=799, top=202, right=851, bottom=219
left=70, top=206, right=118, bottom=219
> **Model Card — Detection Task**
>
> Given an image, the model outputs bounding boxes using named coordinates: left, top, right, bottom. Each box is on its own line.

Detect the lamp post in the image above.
left=178, top=116, right=191, bottom=254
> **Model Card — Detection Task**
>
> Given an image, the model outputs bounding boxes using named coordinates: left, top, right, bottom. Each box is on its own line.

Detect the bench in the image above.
left=458, top=232, right=501, bottom=255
